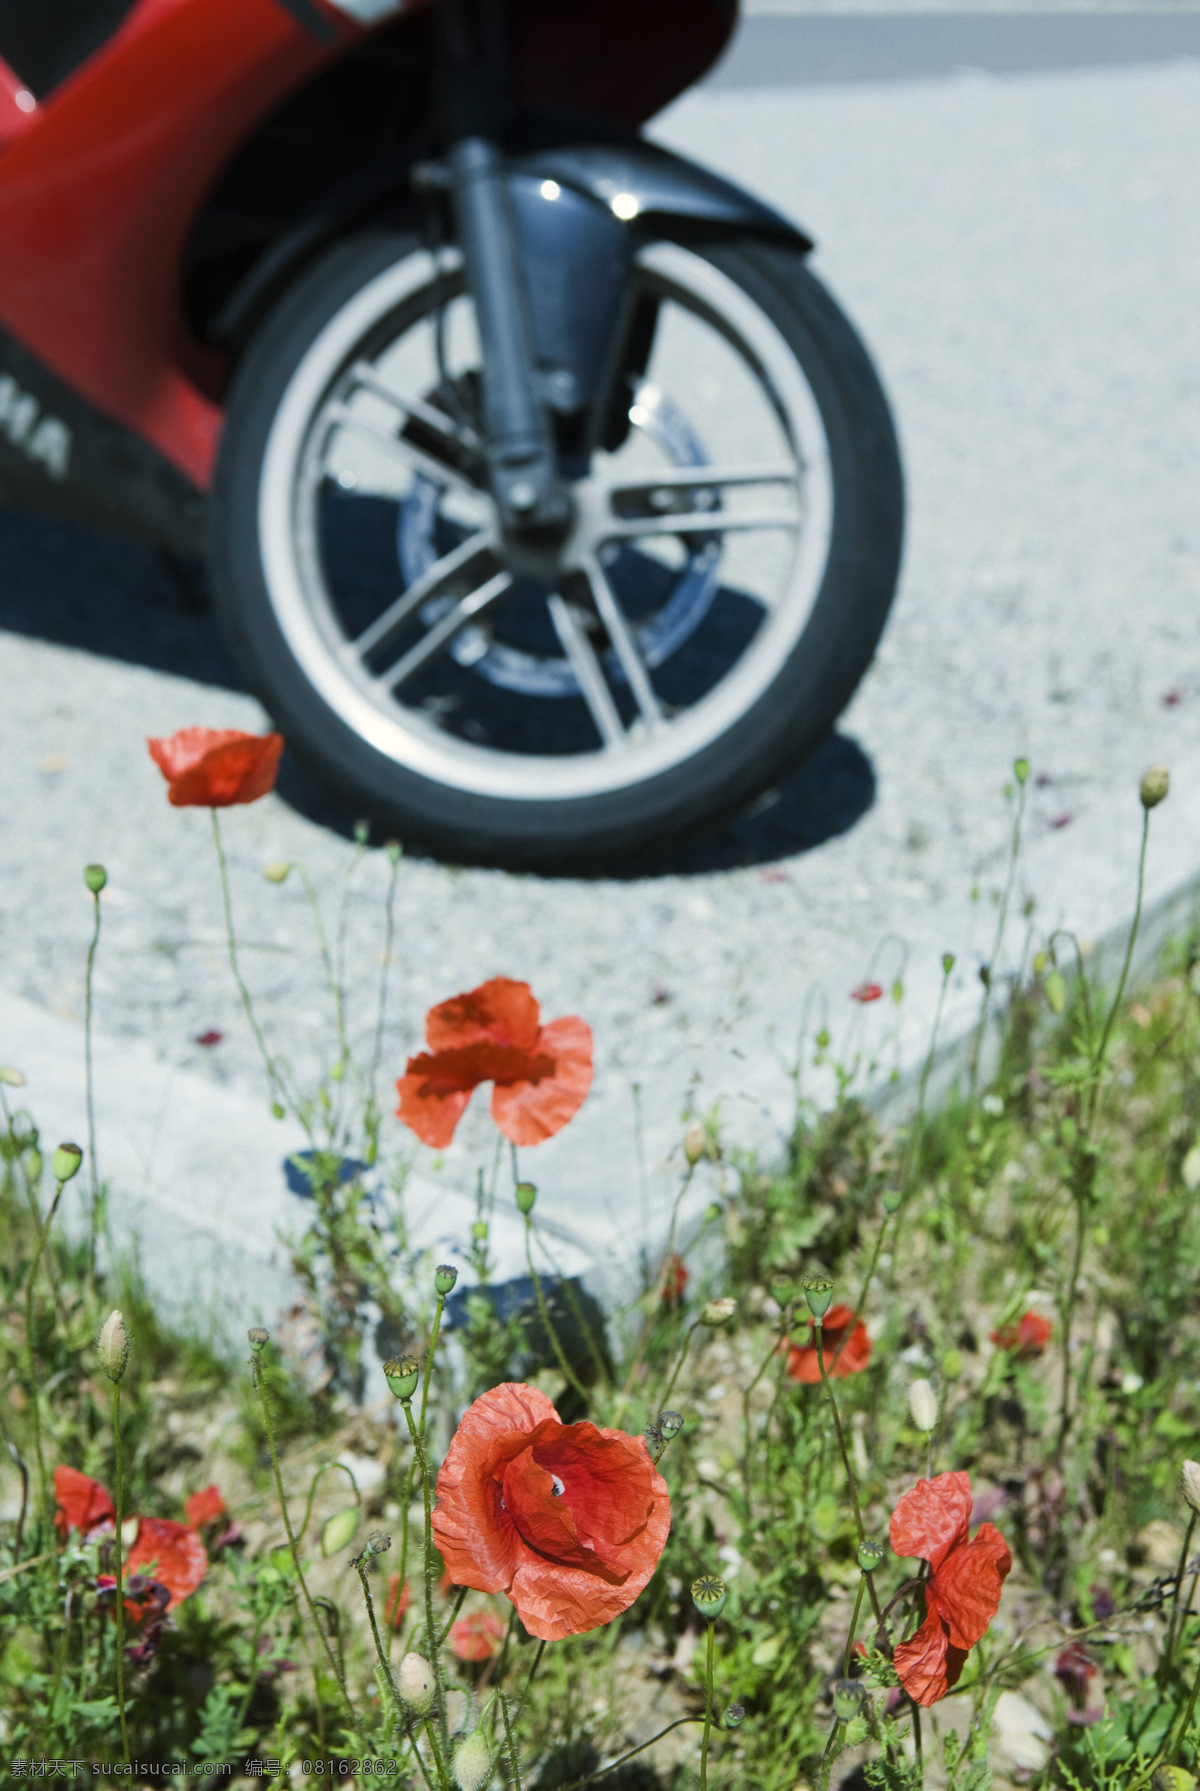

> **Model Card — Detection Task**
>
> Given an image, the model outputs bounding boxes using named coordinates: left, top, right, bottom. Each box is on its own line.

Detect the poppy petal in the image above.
left=785, top=1312, right=871, bottom=1384
left=894, top=1609, right=969, bottom=1707
left=501, top=1446, right=623, bottom=1580
left=928, top=1522, right=1012, bottom=1650
left=433, top=1382, right=559, bottom=1593
left=491, top=1014, right=593, bottom=1145
left=148, top=729, right=282, bottom=808
left=889, top=1472, right=973, bottom=1572
left=395, top=1068, right=475, bottom=1148
left=426, top=978, right=541, bottom=1054
left=449, top=1609, right=506, bottom=1661
left=184, top=1485, right=225, bottom=1528
left=53, top=1465, right=115, bottom=1536
left=126, top=1517, right=207, bottom=1610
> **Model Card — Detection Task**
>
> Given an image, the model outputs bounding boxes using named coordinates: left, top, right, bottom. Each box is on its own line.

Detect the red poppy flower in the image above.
left=851, top=982, right=884, bottom=1003
left=54, top=1466, right=115, bottom=1538
left=991, top=1311, right=1053, bottom=1356
left=125, top=1517, right=208, bottom=1611
left=449, top=1609, right=506, bottom=1661
left=889, top=1471, right=1011, bottom=1706
left=147, top=727, right=283, bottom=808
left=396, top=977, right=593, bottom=1148
left=661, top=1254, right=688, bottom=1305
left=185, top=1485, right=226, bottom=1528
left=432, top=1382, right=670, bottom=1642
left=786, top=1305, right=871, bottom=1384
left=386, top=1573, right=412, bottom=1631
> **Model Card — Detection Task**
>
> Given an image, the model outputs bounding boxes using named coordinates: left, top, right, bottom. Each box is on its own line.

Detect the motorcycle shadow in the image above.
left=0, top=507, right=875, bottom=878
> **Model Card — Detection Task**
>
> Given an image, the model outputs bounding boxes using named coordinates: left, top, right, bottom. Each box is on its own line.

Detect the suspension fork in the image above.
left=434, top=0, right=572, bottom=544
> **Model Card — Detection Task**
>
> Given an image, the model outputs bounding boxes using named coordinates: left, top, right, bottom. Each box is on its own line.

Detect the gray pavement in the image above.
left=3, top=38, right=1200, bottom=1340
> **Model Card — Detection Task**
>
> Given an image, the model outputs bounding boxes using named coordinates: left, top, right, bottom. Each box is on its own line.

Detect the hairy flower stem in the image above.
left=844, top=1575, right=868, bottom=1677
left=401, top=1398, right=446, bottom=1738
left=355, top=1557, right=403, bottom=1730
left=524, top=1218, right=590, bottom=1408
left=211, top=811, right=290, bottom=1114
left=499, top=1691, right=523, bottom=1791
left=1162, top=1512, right=1197, bottom=1682
left=613, top=1163, right=698, bottom=1424
left=84, top=884, right=103, bottom=1283
left=969, top=774, right=1026, bottom=1099
left=422, top=1718, right=452, bottom=1791
left=817, top=1719, right=840, bottom=1791
left=513, top=1639, right=546, bottom=1726
left=420, top=1295, right=446, bottom=1443
left=699, top=1621, right=716, bottom=1791
left=814, top=1325, right=882, bottom=1623
left=24, top=1175, right=67, bottom=1527
left=111, top=1381, right=130, bottom=1766
left=252, top=1354, right=356, bottom=1735
left=368, top=847, right=402, bottom=1103
left=298, top=865, right=353, bottom=1095
left=658, top=1320, right=702, bottom=1418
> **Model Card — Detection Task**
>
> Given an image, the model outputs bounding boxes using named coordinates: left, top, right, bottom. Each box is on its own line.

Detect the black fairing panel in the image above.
left=0, top=0, right=138, bottom=97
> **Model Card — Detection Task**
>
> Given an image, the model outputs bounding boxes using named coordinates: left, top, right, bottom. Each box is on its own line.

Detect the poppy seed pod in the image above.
left=98, top=1310, right=130, bottom=1383
left=699, top=1297, right=735, bottom=1328
left=397, top=1651, right=436, bottom=1716
left=691, top=1575, right=727, bottom=1621
left=51, top=1142, right=83, bottom=1183
left=908, top=1379, right=938, bottom=1433
left=882, top=1188, right=903, bottom=1214
left=1013, top=757, right=1030, bottom=786
left=1180, top=1461, right=1200, bottom=1516
left=471, top=1220, right=489, bottom=1243
left=435, top=1263, right=459, bottom=1296
left=247, top=1327, right=269, bottom=1354
left=1153, top=1770, right=1198, bottom=1791
left=942, top=952, right=956, bottom=976
left=384, top=1357, right=420, bottom=1402
left=659, top=1410, right=684, bottom=1438
left=385, top=839, right=402, bottom=866
left=804, top=1276, right=834, bottom=1321
left=833, top=1679, right=866, bottom=1722
left=84, top=863, right=107, bottom=894
left=515, top=1181, right=538, bottom=1215
left=683, top=1120, right=707, bottom=1165
left=1141, top=765, right=1170, bottom=810
left=723, top=1703, right=745, bottom=1730
left=364, top=1529, right=392, bottom=1558
left=857, top=1539, right=886, bottom=1575
left=263, top=861, right=292, bottom=884
left=453, top=1729, right=493, bottom=1791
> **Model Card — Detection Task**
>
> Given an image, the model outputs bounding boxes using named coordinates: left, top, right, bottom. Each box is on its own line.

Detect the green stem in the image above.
left=911, top=1699, right=923, bottom=1768
left=401, top=1398, right=445, bottom=1738
left=524, top=1220, right=590, bottom=1408
left=658, top=1320, right=702, bottom=1417
left=356, top=1557, right=402, bottom=1728
left=700, top=1621, right=715, bottom=1791
left=24, top=1177, right=66, bottom=1527
left=499, top=1690, right=523, bottom=1791
left=111, top=1382, right=130, bottom=1767
left=814, top=1323, right=882, bottom=1623
left=211, top=811, right=290, bottom=1112
left=1088, top=804, right=1151, bottom=1133
left=84, top=888, right=102, bottom=1284
left=252, top=1353, right=356, bottom=1734
left=298, top=865, right=354, bottom=1093
left=419, top=1295, right=446, bottom=1443
left=970, top=776, right=1026, bottom=1098
left=544, top=1718, right=704, bottom=1791
left=612, top=1163, right=698, bottom=1425
left=368, top=848, right=402, bottom=1102
left=435, top=1584, right=469, bottom=1650
left=423, top=1716, right=452, bottom=1791
left=513, top=1639, right=546, bottom=1726
left=1163, top=1512, right=1197, bottom=1683
left=844, top=1575, right=867, bottom=1678
left=1055, top=1167, right=1089, bottom=1467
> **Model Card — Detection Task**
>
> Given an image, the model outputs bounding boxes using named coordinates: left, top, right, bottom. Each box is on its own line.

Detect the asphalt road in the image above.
left=3, top=21, right=1200, bottom=1334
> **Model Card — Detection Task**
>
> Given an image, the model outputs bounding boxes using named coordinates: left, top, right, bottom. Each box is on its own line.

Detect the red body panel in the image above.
left=0, top=0, right=350, bottom=488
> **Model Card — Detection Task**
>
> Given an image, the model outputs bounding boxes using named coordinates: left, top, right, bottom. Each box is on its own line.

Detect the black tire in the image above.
left=210, top=229, right=903, bottom=870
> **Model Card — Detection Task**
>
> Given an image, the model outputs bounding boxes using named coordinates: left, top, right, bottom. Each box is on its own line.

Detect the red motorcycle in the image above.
left=0, top=0, right=902, bottom=868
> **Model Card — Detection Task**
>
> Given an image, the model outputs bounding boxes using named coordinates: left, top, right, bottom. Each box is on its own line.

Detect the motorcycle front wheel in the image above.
left=211, top=228, right=902, bottom=869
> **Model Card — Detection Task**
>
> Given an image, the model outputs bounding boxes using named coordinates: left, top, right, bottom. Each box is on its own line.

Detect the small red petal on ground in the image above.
left=450, top=1609, right=506, bottom=1661
left=759, top=868, right=788, bottom=885
left=195, top=1030, right=223, bottom=1048
left=991, top=1310, right=1052, bottom=1356
left=1050, top=812, right=1073, bottom=830
left=185, top=1485, right=226, bottom=1527
left=851, top=982, right=883, bottom=1003
left=1164, top=690, right=1183, bottom=707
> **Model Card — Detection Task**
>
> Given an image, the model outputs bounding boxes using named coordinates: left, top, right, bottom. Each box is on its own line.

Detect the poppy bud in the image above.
left=52, top=1142, right=83, bottom=1184
left=1180, top=1461, right=1200, bottom=1516
left=271, top=1102, right=286, bottom=1120
left=248, top=1327, right=270, bottom=1354
left=263, top=861, right=292, bottom=884
left=942, top=952, right=955, bottom=976
left=384, top=1357, right=420, bottom=1402
left=515, top=1181, right=537, bottom=1216
left=723, top=1704, right=745, bottom=1730
left=691, top=1575, right=726, bottom=1621
left=98, top=1310, right=130, bottom=1383
left=908, top=1379, right=938, bottom=1433
left=452, top=1729, right=492, bottom=1791
left=1141, top=765, right=1170, bottom=810
left=1153, top=1771, right=1197, bottom=1791
left=699, top=1298, right=735, bottom=1328
left=804, top=1277, right=834, bottom=1321
left=364, top=1529, right=392, bottom=1558
left=354, top=819, right=370, bottom=846
left=659, top=1410, right=684, bottom=1438
left=0, top=1066, right=26, bottom=1087
left=1013, top=757, right=1030, bottom=786
left=398, top=1651, right=436, bottom=1716
left=882, top=1188, right=902, bottom=1214
left=683, top=1120, right=707, bottom=1165
left=435, top=1263, right=459, bottom=1296
left=857, top=1540, right=886, bottom=1575
left=84, top=863, right=107, bottom=894
left=833, top=1679, right=866, bottom=1722
left=472, top=1220, right=488, bottom=1243
left=386, top=839, right=402, bottom=866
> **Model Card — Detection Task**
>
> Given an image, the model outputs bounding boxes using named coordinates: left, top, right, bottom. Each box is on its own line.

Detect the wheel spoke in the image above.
left=600, top=507, right=801, bottom=542
left=583, top=557, right=663, bottom=732
left=608, top=462, right=797, bottom=498
left=384, top=569, right=512, bottom=691
left=325, top=400, right=481, bottom=498
left=349, top=359, right=483, bottom=454
left=352, top=530, right=496, bottom=659
left=547, top=593, right=625, bottom=748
